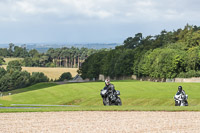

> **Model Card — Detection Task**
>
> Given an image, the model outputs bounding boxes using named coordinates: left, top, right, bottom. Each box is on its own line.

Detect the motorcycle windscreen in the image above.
left=116, top=90, right=120, bottom=95
left=101, top=90, right=107, bottom=95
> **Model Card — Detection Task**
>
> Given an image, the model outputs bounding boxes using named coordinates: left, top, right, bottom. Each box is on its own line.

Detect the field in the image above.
left=22, top=67, right=78, bottom=80
left=2, top=58, right=78, bottom=79
left=3, top=58, right=24, bottom=64
left=1, top=80, right=200, bottom=112
left=1, top=65, right=78, bottom=80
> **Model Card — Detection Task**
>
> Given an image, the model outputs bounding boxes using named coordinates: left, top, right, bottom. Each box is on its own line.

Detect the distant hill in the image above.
left=0, top=43, right=121, bottom=53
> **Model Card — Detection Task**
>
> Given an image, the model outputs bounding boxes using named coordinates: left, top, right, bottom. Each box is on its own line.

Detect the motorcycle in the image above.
left=100, top=88, right=122, bottom=106
left=174, top=92, right=188, bottom=106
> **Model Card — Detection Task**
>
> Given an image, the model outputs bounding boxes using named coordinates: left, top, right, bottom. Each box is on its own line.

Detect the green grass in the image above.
left=2, top=82, right=58, bottom=95
left=1, top=80, right=200, bottom=112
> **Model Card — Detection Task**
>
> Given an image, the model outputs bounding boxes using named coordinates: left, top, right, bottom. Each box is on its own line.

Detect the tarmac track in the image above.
left=0, top=111, right=200, bottom=133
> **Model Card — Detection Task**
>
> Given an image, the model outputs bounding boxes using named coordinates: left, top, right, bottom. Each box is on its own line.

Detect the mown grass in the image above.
left=1, top=105, right=200, bottom=113
left=2, top=82, right=58, bottom=95
left=0, top=80, right=200, bottom=112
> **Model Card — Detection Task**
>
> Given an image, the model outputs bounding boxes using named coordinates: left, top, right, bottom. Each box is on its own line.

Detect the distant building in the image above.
left=68, top=74, right=89, bottom=82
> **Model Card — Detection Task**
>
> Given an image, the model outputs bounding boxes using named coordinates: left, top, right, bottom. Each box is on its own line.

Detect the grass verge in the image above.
left=0, top=80, right=200, bottom=112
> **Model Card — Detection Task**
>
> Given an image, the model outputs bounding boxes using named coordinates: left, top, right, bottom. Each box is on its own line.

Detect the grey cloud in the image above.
left=1, top=0, right=200, bottom=22
left=0, top=0, right=200, bottom=43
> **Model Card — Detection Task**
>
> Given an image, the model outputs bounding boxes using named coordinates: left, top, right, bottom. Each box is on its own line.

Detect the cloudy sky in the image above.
left=0, top=0, right=200, bottom=44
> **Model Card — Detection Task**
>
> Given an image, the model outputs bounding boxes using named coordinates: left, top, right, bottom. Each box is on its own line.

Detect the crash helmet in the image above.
left=105, top=79, right=110, bottom=85
left=178, top=86, right=182, bottom=92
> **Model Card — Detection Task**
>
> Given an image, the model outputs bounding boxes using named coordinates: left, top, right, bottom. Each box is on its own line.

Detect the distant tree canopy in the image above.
left=0, top=57, right=5, bottom=65
left=58, top=72, right=72, bottom=81
left=79, top=24, right=200, bottom=79
left=2, top=24, right=200, bottom=80
left=7, top=60, right=22, bottom=73
left=0, top=45, right=109, bottom=68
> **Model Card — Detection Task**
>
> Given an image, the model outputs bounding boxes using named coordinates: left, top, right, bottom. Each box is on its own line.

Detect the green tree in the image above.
left=39, top=56, right=49, bottom=67
left=123, top=33, right=143, bottom=49
left=0, top=48, right=9, bottom=57
left=23, top=57, right=34, bottom=66
left=13, top=46, right=25, bottom=57
left=8, top=43, right=14, bottom=57
left=185, top=47, right=200, bottom=71
left=10, top=71, right=31, bottom=89
left=29, top=49, right=39, bottom=57
left=0, top=67, right=6, bottom=77
left=0, top=57, right=5, bottom=65
left=7, top=60, right=22, bottom=73
left=136, top=48, right=185, bottom=78
left=0, top=73, right=12, bottom=91
left=79, top=51, right=106, bottom=79
left=58, top=72, right=72, bottom=81
left=30, top=72, right=49, bottom=84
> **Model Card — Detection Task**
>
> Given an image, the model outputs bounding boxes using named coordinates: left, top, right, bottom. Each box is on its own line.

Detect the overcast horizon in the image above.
left=0, top=0, right=200, bottom=44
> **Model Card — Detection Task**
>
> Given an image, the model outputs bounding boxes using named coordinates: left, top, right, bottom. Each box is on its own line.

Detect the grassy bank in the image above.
left=0, top=80, right=200, bottom=112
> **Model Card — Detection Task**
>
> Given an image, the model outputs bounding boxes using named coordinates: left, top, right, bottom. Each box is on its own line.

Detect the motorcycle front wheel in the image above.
left=175, top=100, right=180, bottom=106
left=103, top=97, right=110, bottom=106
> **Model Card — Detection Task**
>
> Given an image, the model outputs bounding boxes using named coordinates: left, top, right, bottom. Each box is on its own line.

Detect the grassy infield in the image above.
left=0, top=80, right=200, bottom=112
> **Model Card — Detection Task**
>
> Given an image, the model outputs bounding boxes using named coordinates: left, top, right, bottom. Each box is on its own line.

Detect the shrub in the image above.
left=30, top=72, right=49, bottom=85
left=7, top=60, right=22, bottom=73
left=58, top=72, right=72, bottom=81
left=11, top=71, right=31, bottom=89
left=0, top=67, right=6, bottom=77
left=0, top=57, right=5, bottom=65
left=45, top=62, right=56, bottom=67
left=0, top=71, right=31, bottom=91
left=0, top=73, right=12, bottom=91
left=177, top=70, right=200, bottom=78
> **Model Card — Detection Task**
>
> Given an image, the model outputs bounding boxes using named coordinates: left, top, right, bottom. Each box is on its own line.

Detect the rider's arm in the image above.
left=103, top=87, right=107, bottom=90
left=110, top=84, right=116, bottom=92
left=182, top=90, right=186, bottom=95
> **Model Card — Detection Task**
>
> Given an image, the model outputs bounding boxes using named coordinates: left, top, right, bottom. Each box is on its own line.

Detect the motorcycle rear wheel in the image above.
left=116, top=97, right=122, bottom=106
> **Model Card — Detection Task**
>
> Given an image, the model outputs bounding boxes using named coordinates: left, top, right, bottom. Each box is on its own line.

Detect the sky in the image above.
left=0, top=0, right=200, bottom=44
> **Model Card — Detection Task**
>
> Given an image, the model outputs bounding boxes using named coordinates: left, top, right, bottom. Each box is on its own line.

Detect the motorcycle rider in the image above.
left=176, top=86, right=186, bottom=95
left=103, top=79, right=116, bottom=94
left=175, top=86, right=188, bottom=105
left=101, top=79, right=122, bottom=106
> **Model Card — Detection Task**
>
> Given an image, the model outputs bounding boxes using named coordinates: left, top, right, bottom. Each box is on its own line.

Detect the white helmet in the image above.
left=105, top=79, right=110, bottom=84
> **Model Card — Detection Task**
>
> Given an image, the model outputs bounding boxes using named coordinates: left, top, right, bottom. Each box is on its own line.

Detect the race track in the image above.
left=0, top=111, right=200, bottom=133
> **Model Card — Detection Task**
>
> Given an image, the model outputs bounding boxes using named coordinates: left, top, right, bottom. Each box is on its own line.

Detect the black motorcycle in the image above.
left=100, top=88, right=122, bottom=106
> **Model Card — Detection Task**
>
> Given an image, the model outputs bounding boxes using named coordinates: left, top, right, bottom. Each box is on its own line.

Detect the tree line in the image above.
left=0, top=60, right=49, bottom=92
left=0, top=44, right=109, bottom=68
left=79, top=24, right=200, bottom=79
left=0, top=59, right=74, bottom=92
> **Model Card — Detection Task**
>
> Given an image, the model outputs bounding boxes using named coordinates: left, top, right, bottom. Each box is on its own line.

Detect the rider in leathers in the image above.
left=101, top=79, right=122, bottom=106
left=175, top=86, right=188, bottom=105
left=103, top=79, right=116, bottom=94
left=176, top=86, right=186, bottom=96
